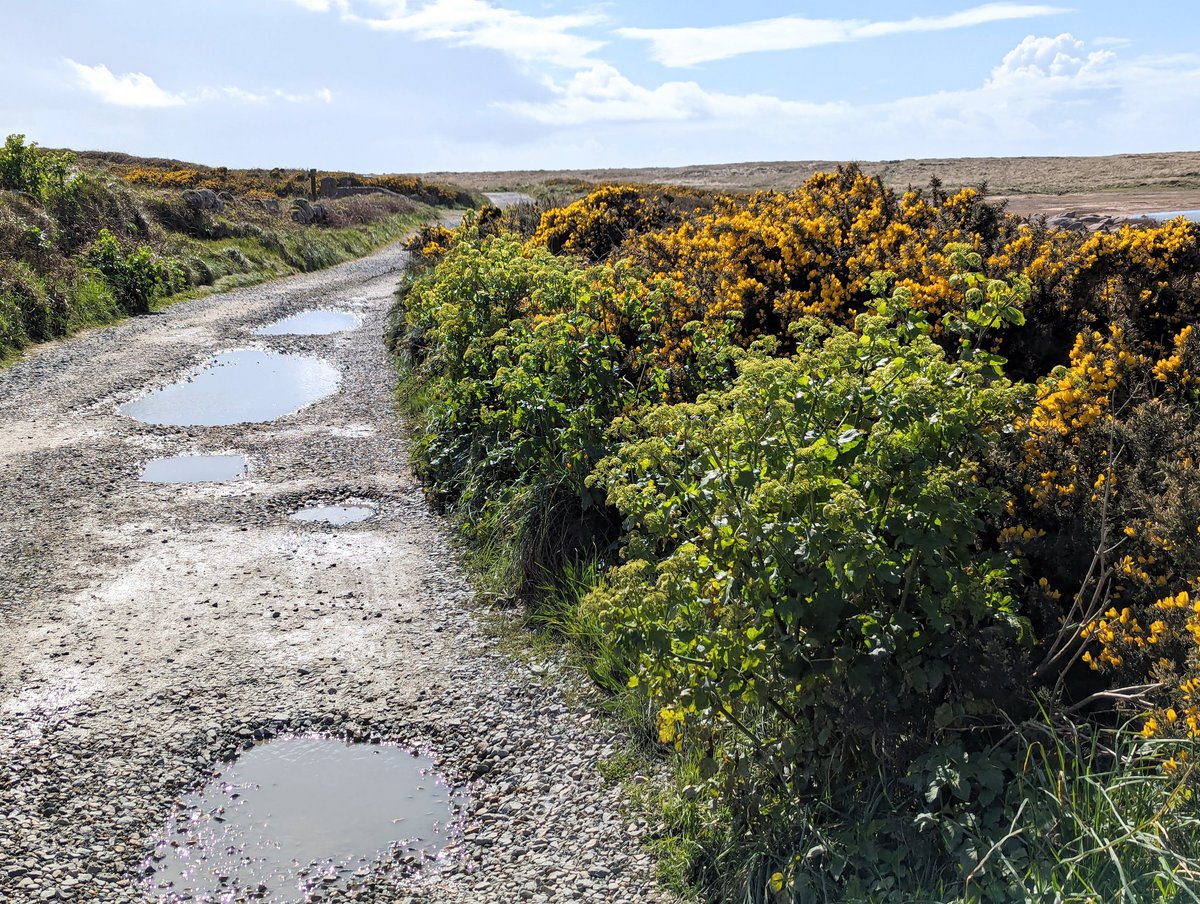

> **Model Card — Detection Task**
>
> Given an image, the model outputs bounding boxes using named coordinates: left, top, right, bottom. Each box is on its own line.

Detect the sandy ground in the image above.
left=421, top=151, right=1200, bottom=219
left=0, top=243, right=673, bottom=903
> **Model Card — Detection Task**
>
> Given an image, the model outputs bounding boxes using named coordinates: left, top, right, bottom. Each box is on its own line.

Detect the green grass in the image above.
left=974, top=719, right=1200, bottom=903
left=154, top=208, right=432, bottom=308
left=1, top=208, right=436, bottom=365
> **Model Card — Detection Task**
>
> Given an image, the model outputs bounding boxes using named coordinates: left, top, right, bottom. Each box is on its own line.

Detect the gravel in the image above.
left=0, top=241, right=677, bottom=903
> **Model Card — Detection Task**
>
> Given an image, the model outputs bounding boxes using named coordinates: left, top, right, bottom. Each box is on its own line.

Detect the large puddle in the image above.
left=254, top=310, right=362, bottom=336
left=140, top=454, right=247, bottom=483
left=145, top=737, right=463, bottom=902
left=120, top=350, right=340, bottom=427
left=291, top=504, right=376, bottom=525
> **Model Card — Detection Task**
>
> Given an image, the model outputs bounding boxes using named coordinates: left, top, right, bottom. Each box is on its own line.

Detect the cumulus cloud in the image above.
left=288, top=0, right=604, bottom=68
left=988, top=32, right=1115, bottom=84
left=66, top=60, right=333, bottom=108
left=66, top=61, right=186, bottom=108
left=617, top=3, right=1069, bottom=67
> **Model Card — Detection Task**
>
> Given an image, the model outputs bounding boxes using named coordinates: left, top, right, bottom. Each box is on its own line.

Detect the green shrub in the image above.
left=397, top=234, right=615, bottom=586
left=0, top=259, right=63, bottom=343
left=0, top=134, right=47, bottom=196
left=0, top=291, right=29, bottom=356
left=395, top=231, right=743, bottom=594
left=586, top=298, right=1029, bottom=833
left=85, top=228, right=168, bottom=315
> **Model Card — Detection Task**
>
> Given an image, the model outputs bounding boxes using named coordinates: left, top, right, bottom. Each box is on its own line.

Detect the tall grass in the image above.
left=0, top=207, right=431, bottom=363
left=974, top=718, right=1200, bottom=903
left=605, top=713, right=1199, bottom=903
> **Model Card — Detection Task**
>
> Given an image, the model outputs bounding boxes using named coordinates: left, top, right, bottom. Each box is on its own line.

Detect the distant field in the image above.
left=420, top=150, right=1200, bottom=218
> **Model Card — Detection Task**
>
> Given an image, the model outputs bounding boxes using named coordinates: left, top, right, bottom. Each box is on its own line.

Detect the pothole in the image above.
left=119, top=349, right=340, bottom=426
left=253, top=310, right=362, bottom=336
left=144, top=736, right=464, bottom=902
left=140, top=454, right=248, bottom=483
left=291, top=504, right=376, bottom=526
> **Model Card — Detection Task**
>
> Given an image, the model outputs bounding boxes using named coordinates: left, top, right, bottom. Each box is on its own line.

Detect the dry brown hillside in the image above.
left=420, top=151, right=1200, bottom=219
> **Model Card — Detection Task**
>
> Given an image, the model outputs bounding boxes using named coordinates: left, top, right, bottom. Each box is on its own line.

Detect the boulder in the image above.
left=291, top=198, right=313, bottom=224
left=182, top=188, right=224, bottom=213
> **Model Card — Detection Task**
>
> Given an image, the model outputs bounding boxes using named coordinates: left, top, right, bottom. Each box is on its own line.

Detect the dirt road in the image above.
left=0, top=242, right=671, bottom=902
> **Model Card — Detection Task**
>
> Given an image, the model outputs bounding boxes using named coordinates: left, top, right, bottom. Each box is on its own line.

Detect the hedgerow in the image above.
left=393, top=171, right=1200, bottom=902
left=1, top=133, right=465, bottom=361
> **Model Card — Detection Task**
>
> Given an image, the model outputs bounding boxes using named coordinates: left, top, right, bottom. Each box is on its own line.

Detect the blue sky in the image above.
left=3, top=1, right=1198, bottom=172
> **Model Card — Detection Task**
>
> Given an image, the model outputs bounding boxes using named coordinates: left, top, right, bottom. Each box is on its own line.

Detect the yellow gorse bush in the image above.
left=1015, top=325, right=1148, bottom=509
left=1083, top=584, right=1200, bottom=741
left=397, top=175, right=1200, bottom=900
left=123, top=167, right=202, bottom=188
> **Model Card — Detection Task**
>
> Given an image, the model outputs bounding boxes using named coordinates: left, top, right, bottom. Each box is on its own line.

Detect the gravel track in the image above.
left=0, top=242, right=674, bottom=903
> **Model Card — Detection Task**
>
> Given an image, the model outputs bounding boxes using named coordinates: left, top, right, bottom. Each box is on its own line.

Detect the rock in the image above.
left=291, top=198, right=314, bottom=224
left=182, top=188, right=225, bottom=214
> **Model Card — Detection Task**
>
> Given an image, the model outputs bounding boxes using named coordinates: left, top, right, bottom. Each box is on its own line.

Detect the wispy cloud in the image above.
left=618, top=3, right=1070, bottom=67
left=503, top=64, right=839, bottom=124
left=289, top=0, right=604, bottom=68
left=66, top=60, right=332, bottom=108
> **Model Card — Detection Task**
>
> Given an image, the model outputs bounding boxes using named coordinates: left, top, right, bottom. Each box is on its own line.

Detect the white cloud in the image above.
left=272, top=87, right=335, bottom=103
left=618, top=3, right=1069, bottom=67
left=988, top=32, right=1114, bottom=84
left=502, top=64, right=840, bottom=124
left=287, top=0, right=604, bottom=68
left=503, top=33, right=1200, bottom=158
left=66, top=61, right=185, bottom=108
left=67, top=60, right=332, bottom=109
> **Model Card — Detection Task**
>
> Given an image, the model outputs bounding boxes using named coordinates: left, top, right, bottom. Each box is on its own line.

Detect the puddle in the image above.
left=145, top=736, right=462, bottom=902
left=120, top=350, right=340, bottom=427
left=140, top=455, right=247, bottom=483
left=254, top=310, right=362, bottom=336
left=291, top=505, right=376, bottom=525
left=1147, top=209, right=1200, bottom=222
left=483, top=191, right=535, bottom=209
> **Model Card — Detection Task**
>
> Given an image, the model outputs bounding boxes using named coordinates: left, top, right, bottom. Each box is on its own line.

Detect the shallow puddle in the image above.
left=140, top=454, right=247, bottom=483
left=254, top=310, right=362, bottom=336
left=145, top=737, right=462, bottom=902
left=291, top=505, right=375, bottom=525
left=483, top=191, right=535, bottom=209
left=1147, top=209, right=1200, bottom=222
left=120, top=350, right=340, bottom=427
